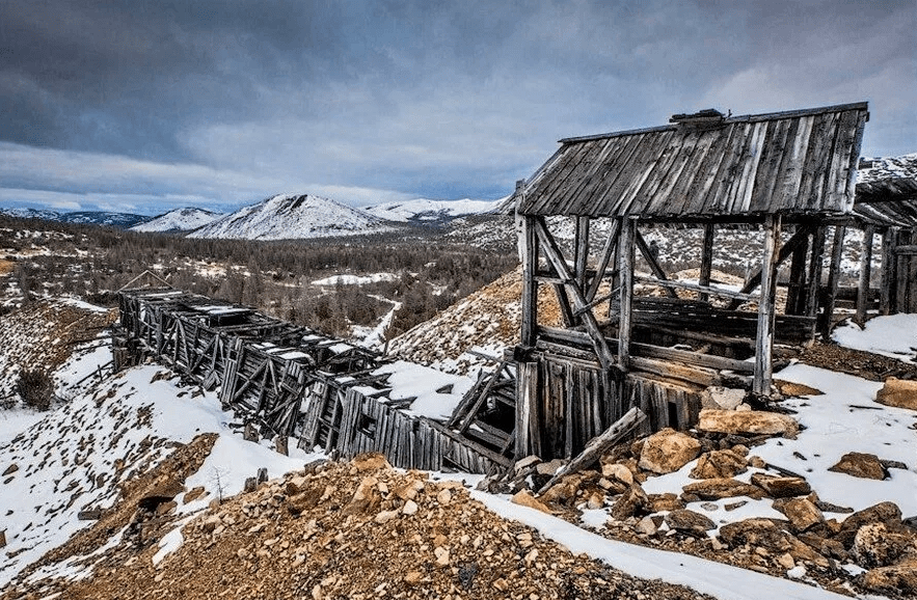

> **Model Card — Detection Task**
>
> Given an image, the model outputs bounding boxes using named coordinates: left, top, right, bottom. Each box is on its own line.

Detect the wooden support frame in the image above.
left=785, top=230, right=809, bottom=315
left=534, top=217, right=616, bottom=370
left=521, top=215, right=539, bottom=348
left=753, top=215, right=781, bottom=396
left=728, top=225, right=812, bottom=309
left=879, top=228, right=896, bottom=315
left=855, top=224, right=876, bottom=326
left=634, top=228, right=677, bottom=298
left=617, top=218, right=636, bottom=371
left=820, top=225, right=846, bottom=339
left=804, top=226, right=827, bottom=320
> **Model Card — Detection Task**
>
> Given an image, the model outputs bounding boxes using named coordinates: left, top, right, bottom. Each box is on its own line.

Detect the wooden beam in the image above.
left=574, top=216, right=590, bottom=289
left=634, top=276, right=757, bottom=302
left=586, top=218, right=621, bottom=302
left=634, top=229, right=677, bottom=298
left=515, top=360, right=540, bottom=460
left=820, top=225, right=846, bottom=339
left=699, top=223, right=715, bottom=303
left=880, top=228, right=897, bottom=315
left=728, top=225, right=811, bottom=309
left=618, top=218, right=635, bottom=370
left=754, top=215, right=781, bottom=396
left=855, top=224, right=876, bottom=326
left=521, top=215, right=538, bottom=348
left=804, top=226, right=827, bottom=320
left=536, top=407, right=645, bottom=494
left=785, top=230, right=809, bottom=315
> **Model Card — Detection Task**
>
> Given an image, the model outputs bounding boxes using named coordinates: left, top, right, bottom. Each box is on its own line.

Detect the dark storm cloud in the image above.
left=0, top=0, right=914, bottom=214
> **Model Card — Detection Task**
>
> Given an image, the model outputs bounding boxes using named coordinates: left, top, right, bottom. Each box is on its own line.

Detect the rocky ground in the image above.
left=483, top=396, right=917, bottom=599
left=2, top=455, right=718, bottom=600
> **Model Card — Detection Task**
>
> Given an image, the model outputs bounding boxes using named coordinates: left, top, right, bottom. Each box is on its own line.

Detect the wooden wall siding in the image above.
left=117, top=288, right=505, bottom=474
left=526, top=352, right=701, bottom=459
left=516, top=103, right=868, bottom=220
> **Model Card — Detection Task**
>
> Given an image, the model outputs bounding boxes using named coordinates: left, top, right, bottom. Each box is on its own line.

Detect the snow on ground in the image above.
left=0, top=343, right=321, bottom=587
left=311, top=272, right=398, bottom=286
left=371, top=360, right=475, bottom=420
left=353, top=296, right=401, bottom=349
left=474, top=492, right=851, bottom=600
left=832, top=314, right=917, bottom=363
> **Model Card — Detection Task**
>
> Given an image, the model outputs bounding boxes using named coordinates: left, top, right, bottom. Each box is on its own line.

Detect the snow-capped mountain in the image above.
left=187, top=193, right=393, bottom=241
left=364, top=197, right=506, bottom=224
left=130, top=207, right=223, bottom=233
left=0, top=208, right=149, bottom=228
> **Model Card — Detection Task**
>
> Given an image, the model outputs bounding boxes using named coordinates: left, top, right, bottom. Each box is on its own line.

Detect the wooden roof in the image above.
left=516, top=102, right=869, bottom=221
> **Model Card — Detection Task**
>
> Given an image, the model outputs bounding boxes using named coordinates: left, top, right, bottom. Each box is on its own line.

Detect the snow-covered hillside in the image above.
left=364, top=197, right=505, bottom=223
left=0, top=208, right=148, bottom=229
left=130, top=207, right=223, bottom=233
left=187, top=194, right=394, bottom=241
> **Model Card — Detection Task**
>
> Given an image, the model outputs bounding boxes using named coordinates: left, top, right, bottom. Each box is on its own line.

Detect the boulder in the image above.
left=646, top=493, right=684, bottom=513
left=860, top=557, right=917, bottom=596
left=773, top=498, right=824, bottom=533
left=610, top=484, right=649, bottom=520
left=835, top=502, right=904, bottom=549
left=352, top=453, right=390, bottom=472
left=700, top=386, right=746, bottom=410
left=664, top=509, right=716, bottom=534
left=718, top=518, right=793, bottom=552
left=682, top=478, right=767, bottom=501
left=750, top=473, right=811, bottom=498
left=535, top=458, right=566, bottom=477
left=602, top=462, right=634, bottom=486
left=828, top=452, right=888, bottom=480
left=697, top=409, right=799, bottom=438
left=689, top=449, right=748, bottom=479
left=774, top=380, right=823, bottom=397
left=875, top=378, right=917, bottom=412
left=638, top=428, right=702, bottom=474
left=634, top=516, right=658, bottom=536
left=853, top=523, right=912, bottom=568
left=511, top=490, right=553, bottom=515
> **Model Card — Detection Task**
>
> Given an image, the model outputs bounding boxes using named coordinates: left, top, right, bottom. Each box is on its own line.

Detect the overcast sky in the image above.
left=1, top=0, right=914, bottom=216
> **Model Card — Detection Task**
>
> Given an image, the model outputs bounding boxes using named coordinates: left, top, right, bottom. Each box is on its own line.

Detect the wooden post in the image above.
left=804, top=226, right=827, bottom=320
left=855, top=224, right=875, bottom=326
left=879, top=228, right=896, bottom=315
left=820, top=225, right=846, bottom=340
left=618, top=218, right=636, bottom=371
left=785, top=227, right=810, bottom=315
left=754, top=215, right=781, bottom=397
left=515, top=360, right=541, bottom=460
left=699, top=223, right=715, bottom=303
left=574, top=216, right=590, bottom=289
left=521, top=215, right=539, bottom=348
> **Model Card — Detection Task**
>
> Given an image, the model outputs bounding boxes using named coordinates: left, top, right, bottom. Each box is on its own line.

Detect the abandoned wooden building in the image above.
left=510, top=101, right=917, bottom=461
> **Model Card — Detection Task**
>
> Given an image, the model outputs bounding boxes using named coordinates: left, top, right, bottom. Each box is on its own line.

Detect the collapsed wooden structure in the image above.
left=511, top=102, right=917, bottom=460
left=114, top=288, right=512, bottom=473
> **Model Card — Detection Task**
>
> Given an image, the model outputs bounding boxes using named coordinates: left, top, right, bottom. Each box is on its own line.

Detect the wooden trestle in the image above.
left=115, top=288, right=512, bottom=474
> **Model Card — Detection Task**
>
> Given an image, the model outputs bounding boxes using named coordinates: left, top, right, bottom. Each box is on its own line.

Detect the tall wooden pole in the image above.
left=618, top=218, right=635, bottom=371
left=699, top=223, right=715, bottom=303
left=820, top=225, right=846, bottom=340
left=804, top=226, right=827, bottom=320
left=855, top=224, right=875, bottom=326
left=574, top=216, right=590, bottom=289
left=754, top=215, right=781, bottom=397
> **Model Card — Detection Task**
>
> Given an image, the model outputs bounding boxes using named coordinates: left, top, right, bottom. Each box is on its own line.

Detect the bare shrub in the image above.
left=16, top=368, right=54, bottom=411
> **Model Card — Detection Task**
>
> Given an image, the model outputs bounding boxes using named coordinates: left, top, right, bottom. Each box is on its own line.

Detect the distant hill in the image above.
left=187, top=193, right=394, bottom=241
left=130, top=207, right=223, bottom=233
left=0, top=208, right=149, bottom=229
left=363, top=197, right=505, bottom=224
